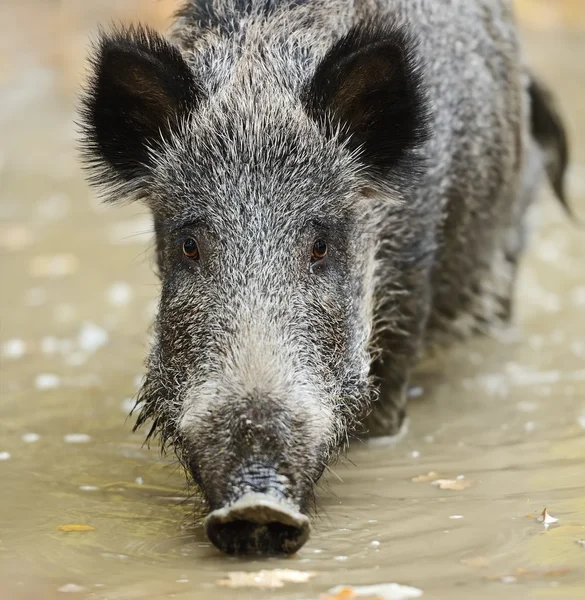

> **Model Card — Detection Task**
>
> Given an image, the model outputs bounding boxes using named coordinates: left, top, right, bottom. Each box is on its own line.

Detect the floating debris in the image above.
left=107, top=282, right=133, bottom=307
left=431, top=479, right=474, bottom=491
left=57, top=524, right=95, bottom=532
left=57, top=583, right=85, bottom=593
left=22, top=433, right=40, bottom=443
left=217, top=569, right=316, bottom=589
left=576, top=540, right=585, bottom=548
left=411, top=471, right=441, bottom=483
left=79, top=486, right=98, bottom=491
left=35, top=373, right=61, bottom=390
left=0, top=452, right=11, bottom=461
left=322, top=583, right=423, bottom=599
left=78, top=322, right=109, bottom=353
left=64, top=434, right=91, bottom=444
left=334, top=556, right=349, bottom=562
left=449, top=515, right=464, bottom=520
left=1, top=338, right=26, bottom=359
left=537, top=508, right=559, bottom=530
left=30, top=254, right=79, bottom=277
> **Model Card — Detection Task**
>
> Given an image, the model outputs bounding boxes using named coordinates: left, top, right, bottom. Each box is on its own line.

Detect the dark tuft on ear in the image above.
left=303, top=23, right=430, bottom=178
left=78, top=25, right=201, bottom=201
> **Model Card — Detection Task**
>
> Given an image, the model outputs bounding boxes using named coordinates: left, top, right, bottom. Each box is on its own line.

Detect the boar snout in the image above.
left=205, top=493, right=310, bottom=555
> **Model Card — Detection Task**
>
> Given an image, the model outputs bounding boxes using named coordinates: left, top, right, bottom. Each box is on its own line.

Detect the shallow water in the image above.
left=1, top=5, right=585, bottom=600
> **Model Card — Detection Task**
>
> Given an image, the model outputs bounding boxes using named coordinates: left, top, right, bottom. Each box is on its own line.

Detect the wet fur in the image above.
left=79, top=0, right=569, bottom=514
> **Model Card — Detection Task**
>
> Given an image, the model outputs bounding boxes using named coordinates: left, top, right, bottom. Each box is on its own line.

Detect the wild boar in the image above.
left=79, top=0, right=568, bottom=554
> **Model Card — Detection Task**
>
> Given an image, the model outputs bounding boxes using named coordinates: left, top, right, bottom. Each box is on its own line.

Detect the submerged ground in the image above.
left=1, top=2, right=584, bottom=599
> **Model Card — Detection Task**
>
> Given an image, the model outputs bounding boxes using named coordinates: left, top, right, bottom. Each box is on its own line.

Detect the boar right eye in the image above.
left=182, top=238, right=200, bottom=260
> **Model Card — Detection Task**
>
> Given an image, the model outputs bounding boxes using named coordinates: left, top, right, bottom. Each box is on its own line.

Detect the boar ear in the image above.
left=79, top=25, right=201, bottom=201
left=304, top=23, right=429, bottom=175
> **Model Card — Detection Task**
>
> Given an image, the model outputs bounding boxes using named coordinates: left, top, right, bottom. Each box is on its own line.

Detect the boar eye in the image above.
left=182, top=238, right=200, bottom=260
left=311, top=239, right=327, bottom=262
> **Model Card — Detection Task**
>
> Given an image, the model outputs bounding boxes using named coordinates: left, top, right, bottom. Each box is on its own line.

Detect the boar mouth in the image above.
left=204, top=493, right=310, bottom=555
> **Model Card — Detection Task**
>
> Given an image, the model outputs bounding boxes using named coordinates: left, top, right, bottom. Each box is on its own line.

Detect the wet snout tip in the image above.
left=204, top=493, right=310, bottom=555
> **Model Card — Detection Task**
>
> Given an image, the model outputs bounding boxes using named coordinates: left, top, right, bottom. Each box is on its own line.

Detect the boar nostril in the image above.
left=204, top=493, right=310, bottom=555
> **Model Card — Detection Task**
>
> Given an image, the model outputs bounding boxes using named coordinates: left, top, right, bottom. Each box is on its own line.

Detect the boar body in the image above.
left=80, top=0, right=568, bottom=554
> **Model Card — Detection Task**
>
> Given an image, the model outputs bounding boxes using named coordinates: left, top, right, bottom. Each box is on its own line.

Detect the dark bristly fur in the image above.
left=78, top=0, right=569, bottom=554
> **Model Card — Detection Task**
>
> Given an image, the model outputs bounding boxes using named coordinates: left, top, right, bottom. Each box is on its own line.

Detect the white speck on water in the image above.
left=22, top=433, right=40, bottom=443
left=57, top=584, right=85, bottom=593
left=517, top=401, right=539, bottom=413
left=408, top=386, right=424, bottom=398
left=176, top=579, right=189, bottom=583
left=40, top=336, right=59, bottom=355
left=477, top=374, right=509, bottom=397
left=535, top=239, right=562, bottom=263
left=107, top=216, right=153, bottom=245
left=0, top=452, right=11, bottom=461
left=576, top=540, right=585, bottom=548
left=501, top=576, right=517, bottom=584
left=106, top=282, right=133, bottom=307
left=456, top=475, right=465, bottom=480
left=367, top=520, right=378, bottom=524
left=1, top=338, right=26, bottom=359
left=334, top=556, right=349, bottom=561
left=78, top=322, right=109, bottom=353
left=145, top=298, right=159, bottom=320
left=524, top=421, right=536, bottom=433
left=30, top=254, right=79, bottom=278
left=135, top=477, right=143, bottom=485
left=24, top=287, right=47, bottom=306
left=370, top=540, right=381, bottom=547
left=80, top=485, right=98, bottom=491
left=35, top=193, right=70, bottom=222
left=35, top=373, right=61, bottom=390
left=54, top=303, right=77, bottom=323
left=312, top=549, right=323, bottom=554
left=327, top=583, right=423, bottom=599
left=121, top=397, right=135, bottom=413
left=410, top=450, right=420, bottom=458
left=65, top=352, right=88, bottom=367
left=94, top=584, right=105, bottom=588
left=571, top=285, right=585, bottom=307
left=449, top=515, right=464, bottom=520
left=64, top=433, right=91, bottom=444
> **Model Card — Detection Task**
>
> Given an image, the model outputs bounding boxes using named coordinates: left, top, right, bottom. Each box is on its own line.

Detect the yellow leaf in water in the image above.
left=322, top=584, right=423, bottom=599
left=320, top=587, right=358, bottom=599
left=411, top=471, right=441, bottom=483
left=57, top=524, right=95, bottom=532
left=217, top=569, right=316, bottom=589
left=431, top=478, right=474, bottom=490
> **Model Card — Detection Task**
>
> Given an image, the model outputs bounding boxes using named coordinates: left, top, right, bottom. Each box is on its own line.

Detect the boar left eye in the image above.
left=311, top=239, right=327, bottom=263
left=182, top=238, right=200, bottom=260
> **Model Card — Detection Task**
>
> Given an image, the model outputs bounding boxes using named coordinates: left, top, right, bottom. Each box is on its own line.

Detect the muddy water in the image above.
left=1, top=5, right=585, bottom=599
